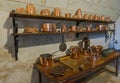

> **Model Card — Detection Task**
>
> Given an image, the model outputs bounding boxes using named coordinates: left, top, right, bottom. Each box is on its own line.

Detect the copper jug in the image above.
left=61, top=24, right=67, bottom=32
left=65, top=13, right=71, bottom=18
left=83, top=14, right=89, bottom=19
left=70, top=46, right=80, bottom=59
left=89, top=14, right=94, bottom=20
left=69, top=26, right=77, bottom=32
left=106, top=17, right=111, bottom=21
left=76, top=8, right=82, bottom=18
left=100, top=15, right=105, bottom=21
left=81, top=37, right=90, bottom=55
left=42, top=23, right=52, bottom=32
left=53, top=7, right=61, bottom=16
left=94, top=15, right=99, bottom=20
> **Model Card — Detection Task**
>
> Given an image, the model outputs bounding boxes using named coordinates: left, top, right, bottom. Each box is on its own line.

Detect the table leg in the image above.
left=38, top=71, right=42, bottom=83
left=115, top=58, right=119, bottom=76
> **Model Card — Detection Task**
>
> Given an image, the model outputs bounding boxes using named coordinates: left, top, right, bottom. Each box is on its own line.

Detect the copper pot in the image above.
left=53, top=7, right=61, bottom=16
left=90, top=45, right=103, bottom=53
left=24, top=26, right=38, bottom=33
left=52, top=23, right=57, bottom=32
left=40, top=9, right=50, bottom=15
left=76, top=8, right=82, bottom=18
left=83, top=14, right=89, bottom=19
left=73, top=15, right=77, bottom=18
left=86, top=27, right=91, bottom=32
left=26, top=3, right=36, bottom=14
left=65, top=13, right=71, bottom=18
left=89, top=14, right=94, bottom=20
left=41, top=10, right=46, bottom=15
left=42, top=23, right=52, bottom=32
left=69, top=26, right=77, bottom=32
left=94, top=15, right=99, bottom=20
left=16, top=8, right=25, bottom=13
left=106, top=17, right=111, bottom=21
left=40, top=54, right=52, bottom=67
left=98, top=24, right=106, bottom=30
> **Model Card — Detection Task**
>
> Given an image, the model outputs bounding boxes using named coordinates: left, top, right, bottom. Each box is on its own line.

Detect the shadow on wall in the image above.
left=3, top=17, right=15, bottom=58
left=3, top=17, right=105, bottom=59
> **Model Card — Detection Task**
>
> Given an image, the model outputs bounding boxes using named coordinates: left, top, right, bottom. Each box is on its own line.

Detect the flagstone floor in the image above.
left=87, top=66, right=120, bottom=83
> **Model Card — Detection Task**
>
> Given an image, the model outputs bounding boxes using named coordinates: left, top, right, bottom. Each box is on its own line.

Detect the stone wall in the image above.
left=0, top=0, right=120, bottom=83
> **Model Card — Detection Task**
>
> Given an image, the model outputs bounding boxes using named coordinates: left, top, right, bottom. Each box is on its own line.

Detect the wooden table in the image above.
left=34, top=51, right=120, bottom=83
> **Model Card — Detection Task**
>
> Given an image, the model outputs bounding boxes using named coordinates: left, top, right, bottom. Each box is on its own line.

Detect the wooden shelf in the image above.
left=9, top=11, right=115, bottom=24
left=9, top=10, right=115, bottom=60
left=11, top=30, right=115, bottom=36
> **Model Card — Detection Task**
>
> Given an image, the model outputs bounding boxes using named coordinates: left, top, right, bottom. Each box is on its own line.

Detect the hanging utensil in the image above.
left=59, top=34, right=67, bottom=52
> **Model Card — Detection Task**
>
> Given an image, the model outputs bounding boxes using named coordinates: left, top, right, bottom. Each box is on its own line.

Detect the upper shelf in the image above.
left=9, top=11, right=115, bottom=24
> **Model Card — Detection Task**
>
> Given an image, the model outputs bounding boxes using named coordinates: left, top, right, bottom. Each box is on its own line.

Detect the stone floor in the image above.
left=87, top=66, right=120, bottom=83
left=88, top=72, right=120, bottom=83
